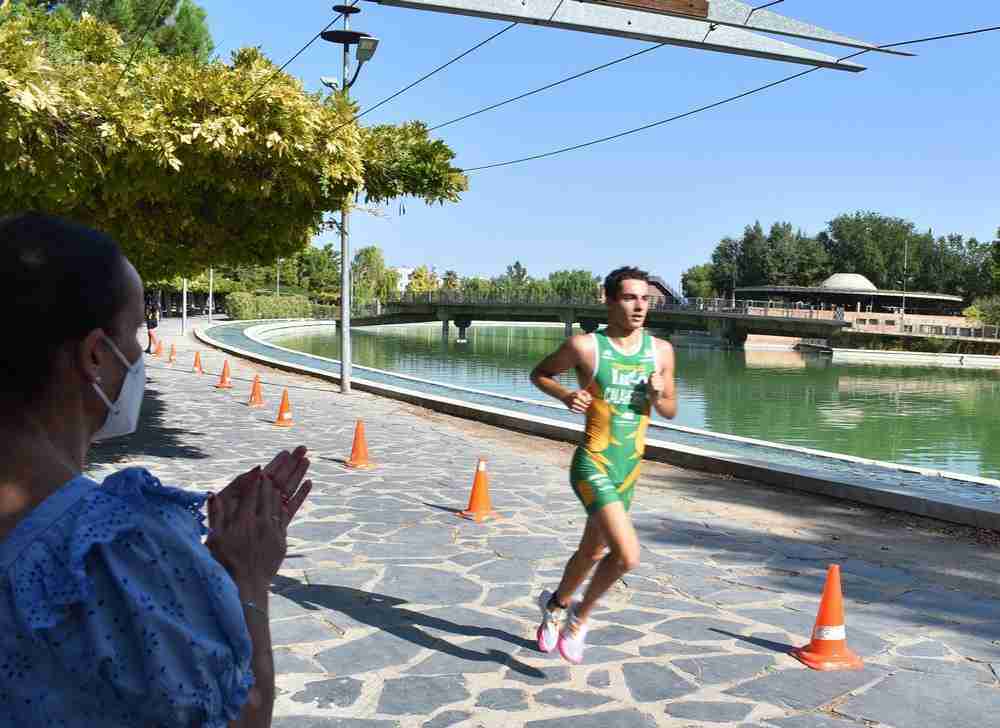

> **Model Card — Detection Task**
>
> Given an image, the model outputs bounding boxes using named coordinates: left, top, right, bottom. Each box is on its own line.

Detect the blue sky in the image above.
left=200, top=1, right=999, bottom=286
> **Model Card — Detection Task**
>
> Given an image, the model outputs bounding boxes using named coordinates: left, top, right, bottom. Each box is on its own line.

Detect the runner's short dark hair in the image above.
left=604, top=266, right=650, bottom=301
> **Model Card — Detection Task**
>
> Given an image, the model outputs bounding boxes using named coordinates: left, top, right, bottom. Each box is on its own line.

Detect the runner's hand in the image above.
left=646, top=373, right=665, bottom=400
left=562, top=389, right=593, bottom=413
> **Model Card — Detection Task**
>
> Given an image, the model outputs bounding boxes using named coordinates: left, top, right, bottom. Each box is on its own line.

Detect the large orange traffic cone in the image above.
left=193, top=351, right=203, bottom=374
left=215, top=360, right=233, bottom=389
left=274, top=388, right=293, bottom=427
left=247, top=375, right=264, bottom=408
left=168, top=344, right=177, bottom=364
left=153, top=339, right=164, bottom=358
left=459, top=458, right=497, bottom=523
left=791, top=564, right=864, bottom=671
left=346, top=420, right=375, bottom=469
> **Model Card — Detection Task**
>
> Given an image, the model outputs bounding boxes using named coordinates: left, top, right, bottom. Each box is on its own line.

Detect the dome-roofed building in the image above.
left=735, top=273, right=963, bottom=317
left=819, top=273, right=878, bottom=292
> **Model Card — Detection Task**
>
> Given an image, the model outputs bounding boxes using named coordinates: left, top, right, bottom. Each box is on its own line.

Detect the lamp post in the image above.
left=898, top=238, right=908, bottom=331
left=321, top=7, right=379, bottom=394
left=276, top=258, right=283, bottom=296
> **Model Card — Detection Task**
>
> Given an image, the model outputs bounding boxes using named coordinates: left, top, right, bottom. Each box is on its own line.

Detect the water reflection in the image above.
left=273, top=325, right=1000, bottom=479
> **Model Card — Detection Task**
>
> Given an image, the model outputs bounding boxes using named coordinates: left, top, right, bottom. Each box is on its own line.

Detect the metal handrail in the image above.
left=339, top=294, right=1000, bottom=342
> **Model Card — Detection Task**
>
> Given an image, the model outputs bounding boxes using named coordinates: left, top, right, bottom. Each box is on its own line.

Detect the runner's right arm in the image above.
left=530, top=335, right=594, bottom=413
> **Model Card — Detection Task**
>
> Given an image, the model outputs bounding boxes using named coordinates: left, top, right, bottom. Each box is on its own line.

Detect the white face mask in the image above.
left=91, top=335, right=145, bottom=442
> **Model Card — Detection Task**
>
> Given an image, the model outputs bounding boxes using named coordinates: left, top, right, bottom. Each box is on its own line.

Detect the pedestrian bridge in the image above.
left=350, top=296, right=850, bottom=346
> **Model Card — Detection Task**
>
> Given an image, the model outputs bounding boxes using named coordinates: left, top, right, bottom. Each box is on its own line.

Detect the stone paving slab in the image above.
left=81, top=317, right=1000, bottom=727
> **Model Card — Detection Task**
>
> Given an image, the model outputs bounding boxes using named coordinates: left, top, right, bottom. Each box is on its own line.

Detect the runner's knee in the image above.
left=577, top=545, right=607, bottom=564
left=615, top=547, right=640, bottom=573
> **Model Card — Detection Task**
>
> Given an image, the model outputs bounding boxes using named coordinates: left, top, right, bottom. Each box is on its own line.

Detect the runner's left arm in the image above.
left=647, top=338, right=677, bottom=419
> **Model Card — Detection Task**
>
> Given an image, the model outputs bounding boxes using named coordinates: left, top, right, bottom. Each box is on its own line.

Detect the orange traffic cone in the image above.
left=247, top=375, right=264, bottom=408
left=193, top=351, right=203, bottom=374
left=791, top=564, right=864, bottom=671
left=274, top=388, right=293, bottom=427
left=346, top=420, right=375, bottom=469
left=153, top=339, right=164, bottom=358
left=459, top=458, right=497, bottom=523
left=215, top=360, right=233, bottom=389
left=168, top=344, right=177, bottom=364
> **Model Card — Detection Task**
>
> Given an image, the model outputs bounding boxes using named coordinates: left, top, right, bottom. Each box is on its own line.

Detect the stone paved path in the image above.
left=85, top=317, right=1000, bottom=727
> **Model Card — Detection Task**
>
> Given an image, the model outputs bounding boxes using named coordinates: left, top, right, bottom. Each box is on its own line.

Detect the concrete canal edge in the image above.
left=195, top=322, right=1000, bottom=532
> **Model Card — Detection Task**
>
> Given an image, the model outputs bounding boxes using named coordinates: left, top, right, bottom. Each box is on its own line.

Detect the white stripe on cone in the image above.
left=813, top=625, right=846, bottom=641
left=477, top=460, right=486, bottom=471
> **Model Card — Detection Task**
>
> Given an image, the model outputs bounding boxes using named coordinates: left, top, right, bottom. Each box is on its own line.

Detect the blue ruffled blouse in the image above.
left=0, top=468, right=253, bottom=727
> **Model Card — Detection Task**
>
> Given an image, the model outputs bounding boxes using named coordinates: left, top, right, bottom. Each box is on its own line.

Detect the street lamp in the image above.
left=321, top=4, right=380, bottom=395
left=897, top=238, right=909, bottom=331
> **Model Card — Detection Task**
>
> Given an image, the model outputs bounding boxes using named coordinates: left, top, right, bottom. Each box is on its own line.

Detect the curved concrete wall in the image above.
left=196, top=320, right=1000, bottom=531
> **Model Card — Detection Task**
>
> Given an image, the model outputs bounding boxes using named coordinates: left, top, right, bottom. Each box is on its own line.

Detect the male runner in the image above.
left=530, top=266, right=677, bottom=664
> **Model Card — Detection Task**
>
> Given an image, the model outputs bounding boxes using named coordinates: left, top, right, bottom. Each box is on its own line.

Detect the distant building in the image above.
left=601, top=275, right=683, bottom=305
left=648, top=276, right=684, bottom=305
left=735, top=273, right=964, bottom=316
left=391, top=266, right=414, bottom=294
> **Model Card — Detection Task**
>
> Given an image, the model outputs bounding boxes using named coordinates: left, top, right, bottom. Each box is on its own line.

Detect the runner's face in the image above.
left=608, top=279, right=650, bottom=332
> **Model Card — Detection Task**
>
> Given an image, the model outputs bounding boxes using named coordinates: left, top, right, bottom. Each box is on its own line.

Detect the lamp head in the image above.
left=357, top=36, right=379, bottom=62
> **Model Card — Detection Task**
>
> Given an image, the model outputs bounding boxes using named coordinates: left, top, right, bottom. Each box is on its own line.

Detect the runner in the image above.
left=530, top=266, right=677, bottom=664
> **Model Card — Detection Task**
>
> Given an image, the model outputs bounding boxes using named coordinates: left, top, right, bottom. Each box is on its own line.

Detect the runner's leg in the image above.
left=575, top=501, right=639, bottom=621
left=553, top=515, right=608, bottom=607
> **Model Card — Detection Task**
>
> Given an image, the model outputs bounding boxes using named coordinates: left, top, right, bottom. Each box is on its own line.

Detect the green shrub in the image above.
left=225, top=293, right=312, bottom=320
left=311, top=304, right=339, bottom=320
left=971, top=296, right=1000, bottom=326
left=226, top=292, right=258, bottom=320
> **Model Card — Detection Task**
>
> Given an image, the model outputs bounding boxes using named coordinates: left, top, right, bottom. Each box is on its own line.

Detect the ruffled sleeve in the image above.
left=8, top=468, right=253, bottom=727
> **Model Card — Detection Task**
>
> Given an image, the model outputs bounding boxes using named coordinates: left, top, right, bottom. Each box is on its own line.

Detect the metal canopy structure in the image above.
left=369, top=0, right=889, bottom=71
left=582, top=0, right=913, bottom=57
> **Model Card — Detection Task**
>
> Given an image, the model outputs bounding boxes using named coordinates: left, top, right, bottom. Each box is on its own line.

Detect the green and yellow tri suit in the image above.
left=570, top=329, right=659, bottom=515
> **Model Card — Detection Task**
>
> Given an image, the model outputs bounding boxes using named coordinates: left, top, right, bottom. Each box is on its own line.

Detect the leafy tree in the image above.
left=352, top=246, right=400, bottom=306
left=150, top=0, right=214, bottom=61
left=459, top=276, right=492, bottom=299
left=991, top=229, right=1000, bottom=291
left=522, top=278, right=553, bottom=302
left=548, top=269, right=600, bottom=301
left=505, top=261, right=529, bottom=287
left=817, top=212, right=917, bottom=289
left=680, top=263, right=715, bottom=299
left=296, top=244, right=341, bottom=295
left=0, top=6, right=466, bottom=280
left=442, top=270, right=460, bottom=291
left=23, top=0, right=216, bottom=61
left=737, top=222, right=768, bottom=286
left=709, top=237, right=741, bottom=299
left=791, top=233, right=832, bottom=286
left=968, top=296, right=1000, bottom=325
left=405, top=265, right=439, bottom=295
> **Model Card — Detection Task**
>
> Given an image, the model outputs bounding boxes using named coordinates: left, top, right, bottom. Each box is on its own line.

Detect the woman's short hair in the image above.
left=1, top=213, right=127, bottom=407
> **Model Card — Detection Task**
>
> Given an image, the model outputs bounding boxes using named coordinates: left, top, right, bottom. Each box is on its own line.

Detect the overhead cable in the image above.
left=331, top=21, right=518, bottom=132
left=461, top=24, right=1000, bottom=173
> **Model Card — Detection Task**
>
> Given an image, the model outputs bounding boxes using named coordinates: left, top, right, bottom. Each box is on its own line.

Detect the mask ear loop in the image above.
left=92, top=334, right=131, bottom=414
left=101, top=334, right=136, bottom=370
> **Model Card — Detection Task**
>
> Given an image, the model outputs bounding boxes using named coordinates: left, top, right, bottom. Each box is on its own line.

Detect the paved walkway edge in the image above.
left=195, top=326, right=1000, bottom=532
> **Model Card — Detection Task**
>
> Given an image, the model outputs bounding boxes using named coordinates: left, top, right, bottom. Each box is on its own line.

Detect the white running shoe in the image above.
left=557, top=606, right=590, bottom=664
left=536, top=590, right=563, bottom=653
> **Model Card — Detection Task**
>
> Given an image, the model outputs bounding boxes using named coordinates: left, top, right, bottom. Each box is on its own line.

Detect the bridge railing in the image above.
left=347, top=294, right=852, bottom=321
left=342, top=296, right=1000, bottom=341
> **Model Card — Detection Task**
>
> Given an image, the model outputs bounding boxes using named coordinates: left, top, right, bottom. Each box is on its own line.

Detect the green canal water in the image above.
left=273, top=324, right=1000, bottom=480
